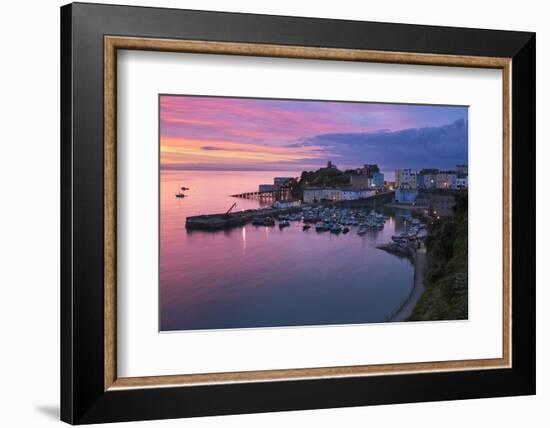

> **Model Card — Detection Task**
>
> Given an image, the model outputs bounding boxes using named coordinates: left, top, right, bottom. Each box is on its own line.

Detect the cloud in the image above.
left=160, top=94, right=468, bottom=173
left=201, top=145, right=266, bottom=153
left=296, top=119, right=468, bottom=171
left=168, top=120, right=468, bottom=174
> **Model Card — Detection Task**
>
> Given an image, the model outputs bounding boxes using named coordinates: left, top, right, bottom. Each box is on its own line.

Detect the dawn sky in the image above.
left=160, top=95, right=468, bottom=178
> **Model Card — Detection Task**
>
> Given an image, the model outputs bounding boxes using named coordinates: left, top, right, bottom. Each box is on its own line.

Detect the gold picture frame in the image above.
left=103, top=35, right=512, bottom=391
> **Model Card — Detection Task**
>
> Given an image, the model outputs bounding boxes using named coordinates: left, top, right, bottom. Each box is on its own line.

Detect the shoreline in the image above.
left=385, top=245, right=427, bottom=322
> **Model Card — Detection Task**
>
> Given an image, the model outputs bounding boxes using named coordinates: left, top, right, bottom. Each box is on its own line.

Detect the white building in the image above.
left=341, top=188, right=375, bottom=200
left=272, top=200, right=301, bottom=209
left=303, top=187, right=374, bottom=203
left=395, top=169, right=417, bottom=189
left=422, top=173, right=437, bottom=189
left=303, top=188, right=342, bottom=203
left=456, top=176, right=468, bottom=189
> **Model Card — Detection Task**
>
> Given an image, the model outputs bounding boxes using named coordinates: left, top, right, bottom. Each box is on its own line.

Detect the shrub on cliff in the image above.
left=409, top=192, right=468, bottom=321
left=290, top=167, right=352, bottom=199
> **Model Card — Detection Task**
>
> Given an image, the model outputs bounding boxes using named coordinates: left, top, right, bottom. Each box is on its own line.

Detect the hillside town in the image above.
left=186, top=160, right=468, bottom=231
left=184, top=160, right=469, bottom=323
left=251, top=161, right=468, bottom=217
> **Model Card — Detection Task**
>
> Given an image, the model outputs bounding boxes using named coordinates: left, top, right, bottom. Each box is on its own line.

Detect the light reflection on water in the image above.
left=160, top=170, right=414, bottom=331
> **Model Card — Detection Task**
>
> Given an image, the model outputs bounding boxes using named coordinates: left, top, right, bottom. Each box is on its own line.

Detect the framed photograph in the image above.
left=61, top=2, right=535, bottom=424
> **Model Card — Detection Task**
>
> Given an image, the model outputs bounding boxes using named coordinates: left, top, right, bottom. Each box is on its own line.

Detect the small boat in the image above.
left=263, top=217, right=275, bottom=226
left=180, top=186, right=189, bottom=191
left=303, top=224, right=311, bottom=231
left=342, top=227, right=350, bottom=234
left=315, top=222, right=328, bottom=232
left=175, top=192, right=186, bottom=198
left=391, top=233, right=410, bottom=243
left=357, top=226, right=367, bottom=236
left=279, top=220, right=290, bottom=228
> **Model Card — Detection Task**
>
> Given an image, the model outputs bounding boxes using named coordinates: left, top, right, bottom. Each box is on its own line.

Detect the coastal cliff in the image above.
left=408, top=192, right=468, bottom=321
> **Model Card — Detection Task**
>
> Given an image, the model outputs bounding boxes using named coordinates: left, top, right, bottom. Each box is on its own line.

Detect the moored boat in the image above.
left=279, top=220, right=290, bottom=228
left=315, top=222, right=328, bottom=232
left=330, top=224, right=342, bottom=234
left=263, top=217, right=275, bottom=226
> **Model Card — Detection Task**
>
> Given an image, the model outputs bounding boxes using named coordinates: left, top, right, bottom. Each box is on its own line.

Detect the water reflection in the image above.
left=160, top=170, right=414, bottom=331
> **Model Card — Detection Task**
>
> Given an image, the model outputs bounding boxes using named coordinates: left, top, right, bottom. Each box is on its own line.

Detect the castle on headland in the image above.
left=302, top=162, right=384, bottom=203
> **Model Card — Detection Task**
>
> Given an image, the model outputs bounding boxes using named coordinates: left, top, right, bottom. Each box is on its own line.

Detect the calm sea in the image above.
left=160, top=169, right=414, bottom=331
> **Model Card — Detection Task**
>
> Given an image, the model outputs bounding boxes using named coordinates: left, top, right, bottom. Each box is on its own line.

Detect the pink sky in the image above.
left=160, top=95, right=467, bottom=172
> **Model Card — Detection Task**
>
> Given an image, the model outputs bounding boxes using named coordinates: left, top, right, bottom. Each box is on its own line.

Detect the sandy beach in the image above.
left=389, top=245, right=427, bottom=322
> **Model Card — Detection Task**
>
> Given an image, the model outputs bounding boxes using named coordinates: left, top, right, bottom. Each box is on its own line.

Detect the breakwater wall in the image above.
left=185, top=206, right=302, bottom=230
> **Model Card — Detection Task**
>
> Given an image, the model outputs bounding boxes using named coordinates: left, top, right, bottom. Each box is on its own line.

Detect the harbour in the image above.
left=160, top=169, right=415, bottom=331
left=158, top=95, right=468, bottom=331
left=162, top=160, right=462, bottom=330
left=185, top=191, right=395, bottom=231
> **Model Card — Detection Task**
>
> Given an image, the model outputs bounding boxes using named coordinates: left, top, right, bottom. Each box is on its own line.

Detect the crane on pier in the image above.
left=224, top=202, right=237, bottom=217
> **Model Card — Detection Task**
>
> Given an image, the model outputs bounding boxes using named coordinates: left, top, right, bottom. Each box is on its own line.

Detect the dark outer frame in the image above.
left=61, top=2, right=535, bottom=424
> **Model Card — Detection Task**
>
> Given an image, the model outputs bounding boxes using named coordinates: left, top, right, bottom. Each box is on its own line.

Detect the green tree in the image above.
left=409, top=192, right=468, bottom=321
